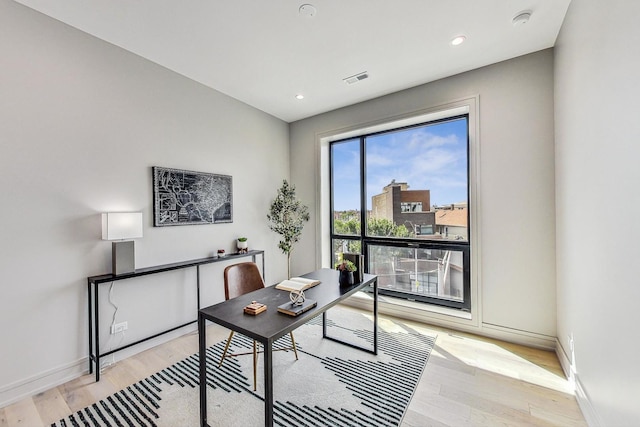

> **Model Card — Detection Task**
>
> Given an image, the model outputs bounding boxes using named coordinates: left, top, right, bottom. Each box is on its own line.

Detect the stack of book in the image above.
left=277, top=299, right=317, bottom=316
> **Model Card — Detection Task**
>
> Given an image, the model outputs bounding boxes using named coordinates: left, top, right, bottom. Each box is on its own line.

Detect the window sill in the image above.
left=344, top=291, right=472, bottom=322
left=383, top=295, right=472, bottom=320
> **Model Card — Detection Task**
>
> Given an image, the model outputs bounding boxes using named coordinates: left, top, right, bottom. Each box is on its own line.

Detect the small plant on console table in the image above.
left=237, top=237, right=248, bottom=253
left=267, top=180, right=310, bottom=279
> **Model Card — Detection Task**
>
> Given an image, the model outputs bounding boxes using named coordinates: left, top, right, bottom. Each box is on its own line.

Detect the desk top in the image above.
left=198, top=268, right=376, bottom=343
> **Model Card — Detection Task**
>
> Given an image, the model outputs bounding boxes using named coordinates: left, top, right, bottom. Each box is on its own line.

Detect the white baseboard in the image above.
left=0, top=323, right=198, bottom=409
left=574, top=374, right=602, bottom=427
left=0, top=357, right=87, bottom=408
left=343, top=294, right=556, bottom=350
left=480, top=322, right=556, bottom=350
left=555, top=338, right=572, bottom=380
left=555, top=339, right=601, bottom=427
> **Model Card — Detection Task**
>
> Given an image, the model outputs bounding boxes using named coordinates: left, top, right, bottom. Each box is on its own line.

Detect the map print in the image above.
left=153, top=166, right=232, bottom=226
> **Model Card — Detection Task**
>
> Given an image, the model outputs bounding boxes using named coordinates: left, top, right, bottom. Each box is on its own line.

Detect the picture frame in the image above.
left=153, top=166, right=232, bottom=226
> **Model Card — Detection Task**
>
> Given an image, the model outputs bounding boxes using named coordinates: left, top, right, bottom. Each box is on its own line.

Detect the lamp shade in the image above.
left=102, top=212, right=143, bottom=240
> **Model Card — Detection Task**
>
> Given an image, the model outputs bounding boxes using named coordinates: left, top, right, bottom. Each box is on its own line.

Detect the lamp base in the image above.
left=112, top=241, right=135, bottom=275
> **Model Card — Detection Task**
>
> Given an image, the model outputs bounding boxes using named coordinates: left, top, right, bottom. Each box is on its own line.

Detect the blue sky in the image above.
left=332, top=118, right=468, bottom=211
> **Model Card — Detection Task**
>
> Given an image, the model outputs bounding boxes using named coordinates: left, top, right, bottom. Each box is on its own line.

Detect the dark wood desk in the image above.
left=198, top=268, right=378, bottom=427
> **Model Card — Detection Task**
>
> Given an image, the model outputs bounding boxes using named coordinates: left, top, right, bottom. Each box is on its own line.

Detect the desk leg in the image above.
left=322, top=282, right=378, bottom=355
left=199, top=314, right=208, bottom=427
left=264, top=340, right=273, bottom=426
left=373, top=278, right=378, bottom=355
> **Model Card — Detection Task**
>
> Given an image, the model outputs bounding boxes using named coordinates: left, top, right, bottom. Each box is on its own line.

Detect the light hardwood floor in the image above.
left=1, top=310, right=587, bottom=426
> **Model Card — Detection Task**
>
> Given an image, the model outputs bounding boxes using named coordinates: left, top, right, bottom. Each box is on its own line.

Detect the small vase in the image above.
left=338, top=270, right=354, bottom=287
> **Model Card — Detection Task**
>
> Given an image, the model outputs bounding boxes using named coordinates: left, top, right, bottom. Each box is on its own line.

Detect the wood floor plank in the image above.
left=31, top=387, right=71, bottom=426
left=3, top=397, right=43, bottom=427
left=468, top=407, right=557, bottom=427
left=100, top=358, right=140, bottom=390
left=413, top=394, right=473, bottom=426
left=83, top=375, right=120, bottom=405
left=529, top=400, right=588, bottom=426
left=0, top=408, right=8, bottom=427
left=57, top=373, right=105, bottom=413
left=401, top=408, right=452, bottom=427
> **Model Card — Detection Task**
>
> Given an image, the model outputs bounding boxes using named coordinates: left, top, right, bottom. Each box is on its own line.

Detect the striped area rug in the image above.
left=53, top=310, right=435, bottom=426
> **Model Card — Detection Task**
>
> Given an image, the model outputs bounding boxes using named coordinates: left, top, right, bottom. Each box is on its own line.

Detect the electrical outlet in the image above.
left=111, top=321, right=128, bottom=334
left=568, top=333, right=574, bottom=352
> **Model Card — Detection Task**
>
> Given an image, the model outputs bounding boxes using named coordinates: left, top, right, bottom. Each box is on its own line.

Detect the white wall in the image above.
left=289, top=50, right=557, bottom=345
left=554, top=1, right=640, bottom=425
left=0, top=0, right=289, bottom=406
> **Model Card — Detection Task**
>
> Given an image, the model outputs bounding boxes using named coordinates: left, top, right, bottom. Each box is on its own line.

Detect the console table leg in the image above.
left=87, top=280, right=93, bottom=375
left=95, top=283, right=100, bottom=381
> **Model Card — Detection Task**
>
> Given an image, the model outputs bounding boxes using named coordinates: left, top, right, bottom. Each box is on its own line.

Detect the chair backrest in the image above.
left=223, top=262, right=265, bottom=300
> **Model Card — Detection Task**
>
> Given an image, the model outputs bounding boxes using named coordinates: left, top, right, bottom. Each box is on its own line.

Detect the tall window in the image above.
left=330, top=114, right=471, bottom=310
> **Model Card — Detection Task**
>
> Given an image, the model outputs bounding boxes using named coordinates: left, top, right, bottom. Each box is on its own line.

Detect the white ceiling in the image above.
left=13, top=0, right=571, bottom=123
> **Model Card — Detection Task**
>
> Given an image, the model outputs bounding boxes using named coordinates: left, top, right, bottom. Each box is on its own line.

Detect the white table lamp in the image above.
left=102, top=212, right=143, bottom=275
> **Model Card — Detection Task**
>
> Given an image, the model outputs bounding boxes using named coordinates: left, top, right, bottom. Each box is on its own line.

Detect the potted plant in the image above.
left=335, top=259, right=357, bottom=286
left=237, top=237, right=248, bottom=253
left=267, top=180, right=310, bottom=279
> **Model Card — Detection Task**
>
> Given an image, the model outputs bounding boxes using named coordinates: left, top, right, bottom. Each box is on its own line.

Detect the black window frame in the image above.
left=330, top=114, right=471, bottom=311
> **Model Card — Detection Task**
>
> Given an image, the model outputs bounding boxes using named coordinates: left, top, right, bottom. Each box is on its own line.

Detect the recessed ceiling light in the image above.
left=295, top=94, right=305, bottom=100
left=451, top=35, right=466, bottom=46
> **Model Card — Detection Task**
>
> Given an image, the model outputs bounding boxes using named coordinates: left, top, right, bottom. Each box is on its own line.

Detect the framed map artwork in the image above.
left=153, top=166, right=232, bottom=226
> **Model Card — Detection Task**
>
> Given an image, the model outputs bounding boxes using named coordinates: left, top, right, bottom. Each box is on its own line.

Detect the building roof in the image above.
left=435, top=208, right=468, bottom=227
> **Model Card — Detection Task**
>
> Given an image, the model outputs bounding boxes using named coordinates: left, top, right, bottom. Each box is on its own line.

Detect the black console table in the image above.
left=87, top=250, right=264, bottom=381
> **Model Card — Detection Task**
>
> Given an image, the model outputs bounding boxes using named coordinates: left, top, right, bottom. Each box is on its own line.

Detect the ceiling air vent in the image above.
left=343, top=71, right=369, bottom=85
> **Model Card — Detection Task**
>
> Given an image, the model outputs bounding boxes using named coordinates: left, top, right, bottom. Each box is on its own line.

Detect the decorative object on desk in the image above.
left=152, top=166, right=232, bottom=227
left=267, top=179, right=310, bottom=279
left=341, top=252, right=364, bottom=283
left=243, top=300, right=266, bottom=315
left=237, top=236, right=248, bottom=253
left=277, top=298, right=316, bottom=316
left=275, top=276, right=320, bottom=292
left=101, top=212, right=143, bottom=275
left=335, top=259, right=356, bottom=286
left=289, top=289, right=305, bottom=306
left=54, top=308, right=435, bottom=427
left=217, top=249, right=226, bottom=257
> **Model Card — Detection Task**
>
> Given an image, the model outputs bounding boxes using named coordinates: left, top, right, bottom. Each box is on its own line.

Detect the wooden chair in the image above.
left=218, top=262, right=299, bottom=390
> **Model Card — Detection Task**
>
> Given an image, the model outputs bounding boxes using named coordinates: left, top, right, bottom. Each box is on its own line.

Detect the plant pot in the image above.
left=237, top=240, right=248, bottom=250
left=338, top=270, right=354, bottom=287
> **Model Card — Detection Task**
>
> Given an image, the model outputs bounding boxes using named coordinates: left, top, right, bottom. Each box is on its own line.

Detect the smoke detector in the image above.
left=512, top=11, right=532, bottom=26
left=299, top=4, right=317, bottom=17
left=343, top=71, right=369, bottom=85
